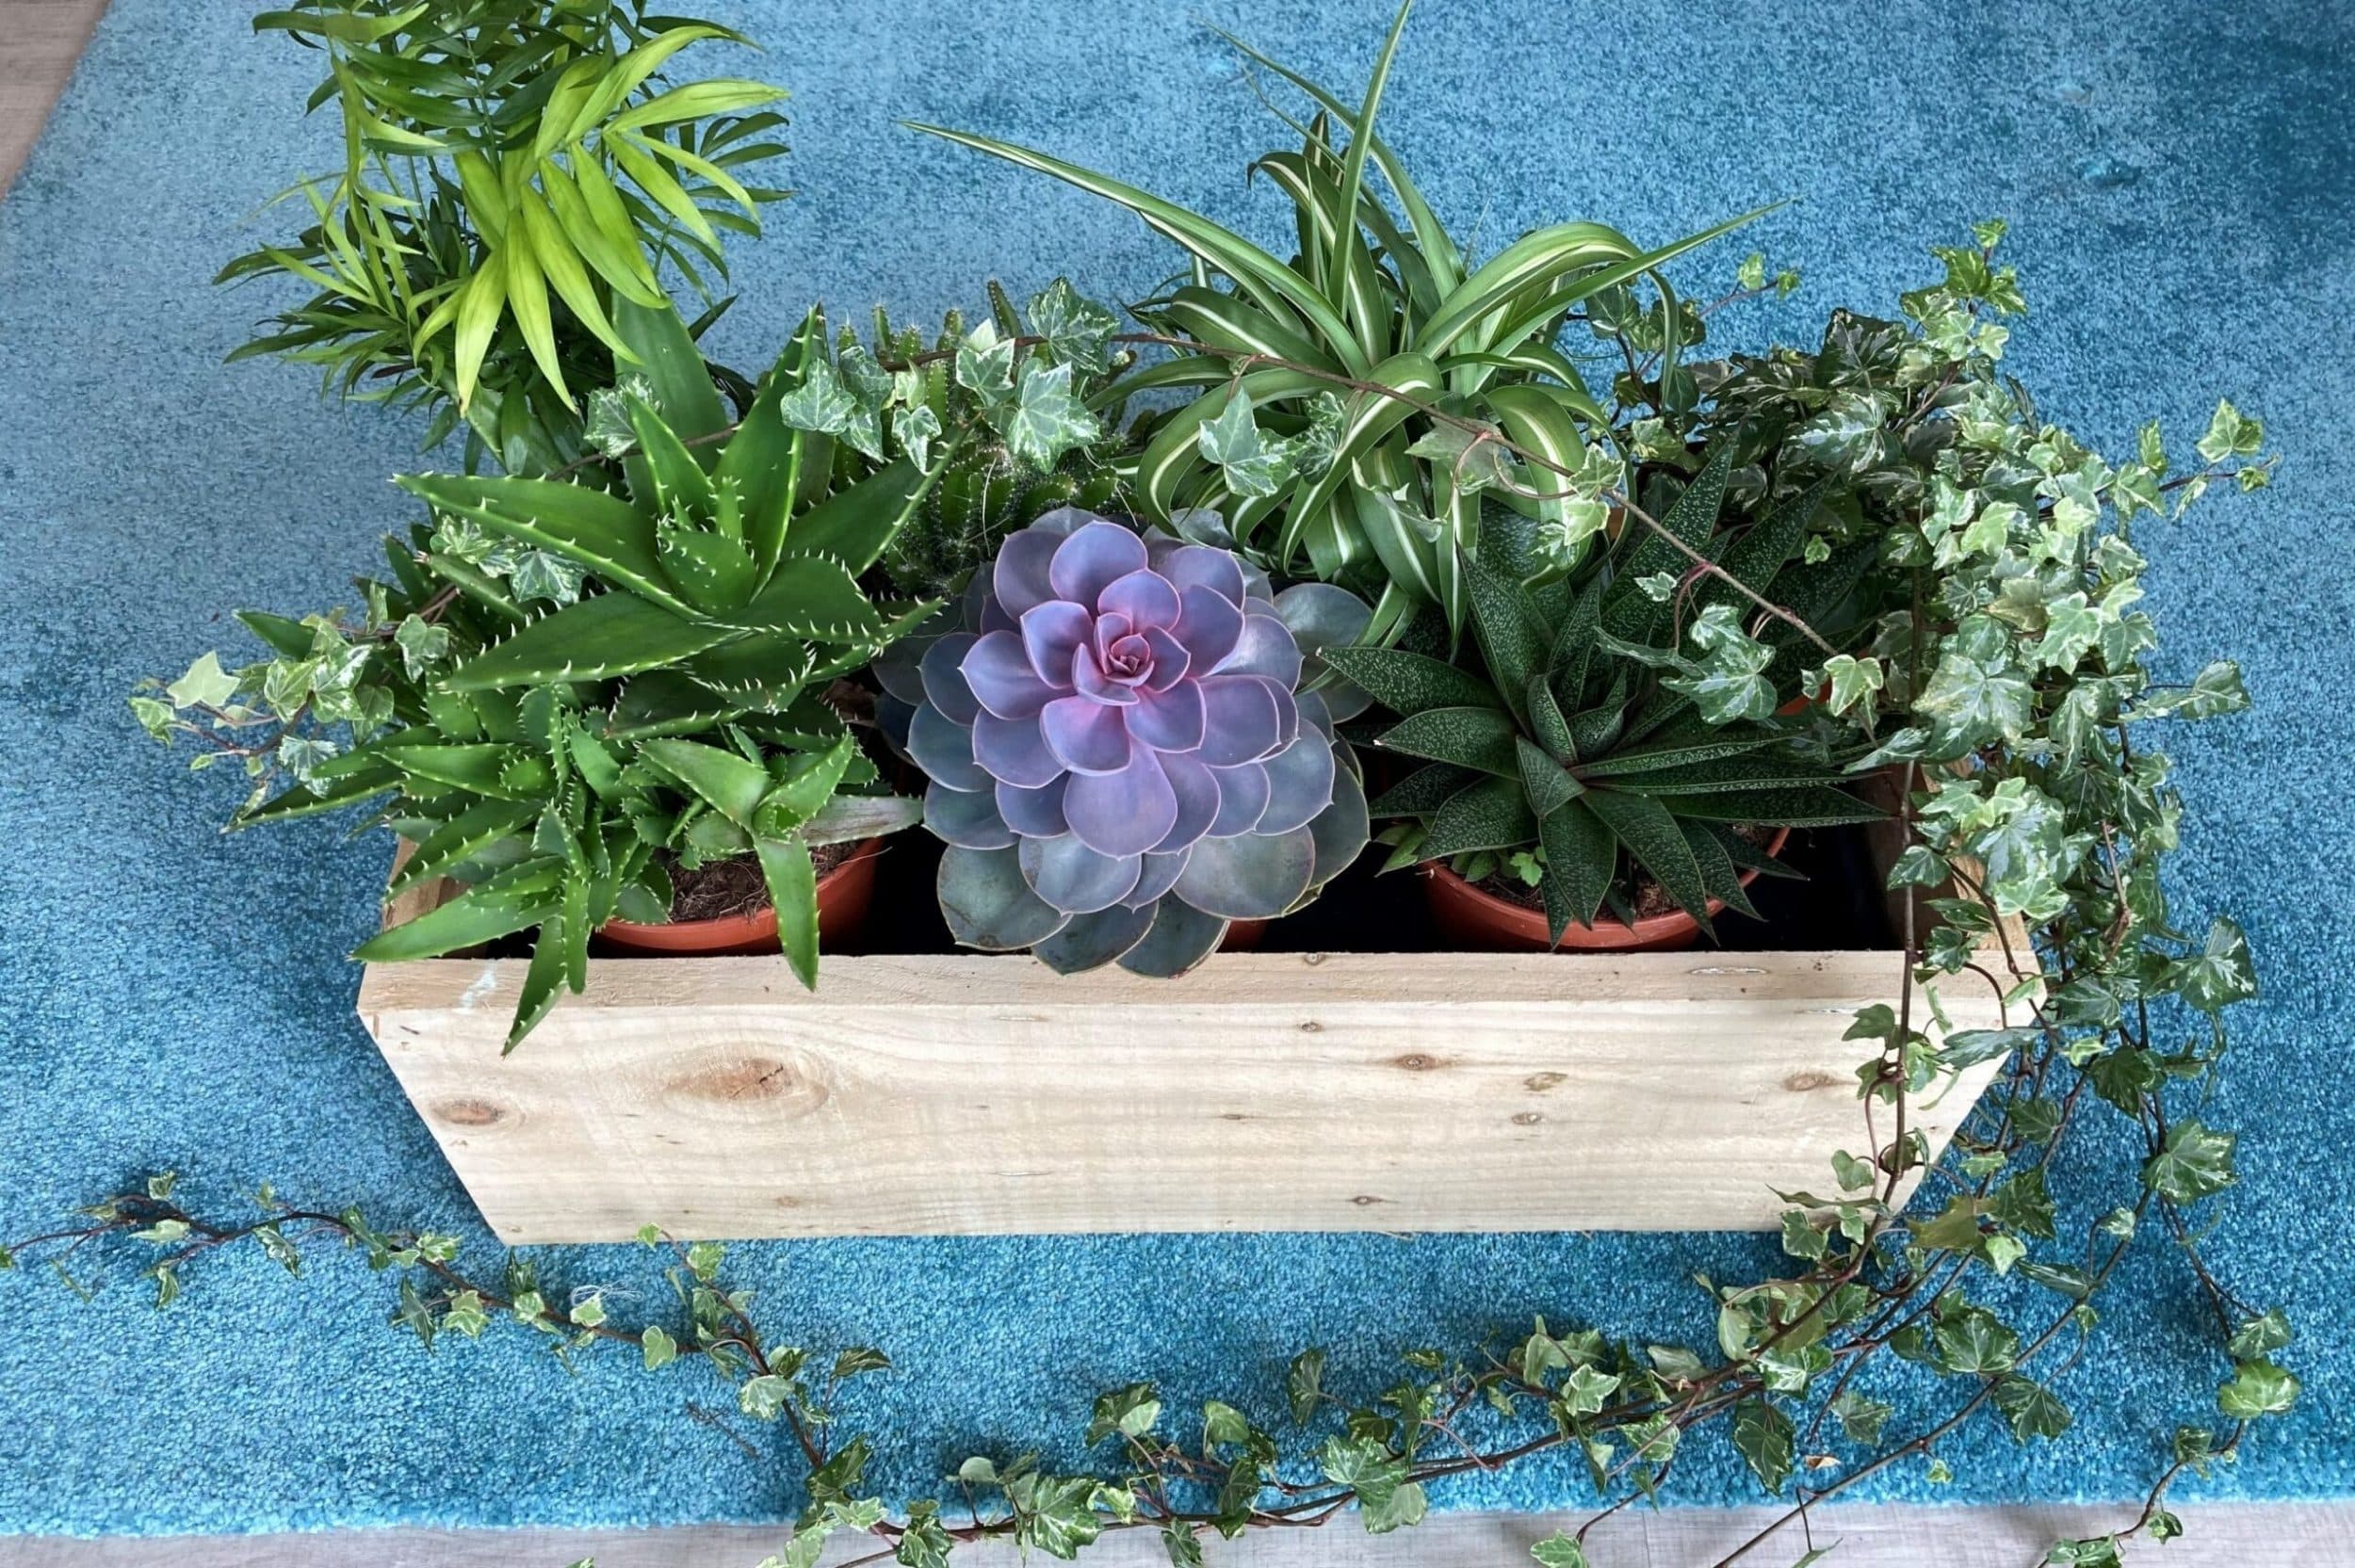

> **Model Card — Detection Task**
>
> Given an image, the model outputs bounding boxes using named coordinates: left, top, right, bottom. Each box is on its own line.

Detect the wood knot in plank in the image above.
left=1524, top=1072, right=1567, bottom=1092
left=1390, top=1052, right=1443, bottom=1072
left=1782, top=1070, right=1838, bottom=1092
left=432, top=1097, right=509, bottom=1128
left=667, top=1053, right=829, bottom=1120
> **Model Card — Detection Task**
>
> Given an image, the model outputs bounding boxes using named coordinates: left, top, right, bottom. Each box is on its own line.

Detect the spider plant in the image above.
left=909, top=0, right=1765, bottom=642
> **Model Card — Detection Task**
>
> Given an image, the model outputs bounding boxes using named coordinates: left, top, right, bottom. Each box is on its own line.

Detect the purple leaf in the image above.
left=1206, top=760, right=1271, bottom=837
left=1173, top=584, right=1244, bottom=672
left=1041, top=695, right=1132, bottom=775
left=918, top=631, right=983, bottom=724
left=924, top=779, right=1015, bottom=848
left=1213, top=605, right=1305, bottom=687
left=1020, top=600, right=1093, bottom=687
left=1255, top=734, right=1337, bottom=834
left=1138, top=626, right=1191, bottom=692
left=1063, top=746, right=1179, bottom=858
left=993, top=527, right=1062, bottom=619
left=1096, top=568, right=1181, bottom=631
left=1019, top=833, right=1144, bottom=913
left=997, top=775, right=1069, bottom=837
left=1128, top=681, right=1206, bottom=752
left=1194, top=674, right=1282, bottom=767
left=1160, top=543, right=1246, bottom=605
left=963, top=629, right=1060, bottom=719
left=1125, top=849, right=1191, bottom=908
left=1048, top=521, right=1149, bottom=606
left=973, top=708, right=1066, bottom=788
left=1071, top=643, right=1141, bottom=705
left=909, top=702, right=989, bottom=793
left=1155, top=751, right=1221, bottom=852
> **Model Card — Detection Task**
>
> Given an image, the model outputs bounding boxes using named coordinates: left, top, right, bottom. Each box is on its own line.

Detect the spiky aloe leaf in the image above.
left=388, top=799, right=540, bottom=894
left=718, top=555, right=889, bottom=642
left=783, top=459, right=933, bottom=576
left=352, top=860, right=563, bottom=963
left=755, top=833, right=820, bottom=988
left=1681, top=820, right=1761, bottom=921
left=443, top=592, right=736, bottom=690
left=611, top=297, right=728, bottom=445
left=639, top=736, right=769, bottom=829
left=397, top=473, right=688, bottom=616
left=1612, top=753, right=1853, bottom=796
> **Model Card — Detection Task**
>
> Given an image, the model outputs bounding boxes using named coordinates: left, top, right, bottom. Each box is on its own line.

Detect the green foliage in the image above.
left=858, top=281, right=1138, bottom=602
left=221, top=0, right=788, bottom=473
left=1337, top=446, right=1874, bottom=941
left=914, top=1, right=1762, bottom=641
left=138, top=304, right=928, bottom=1043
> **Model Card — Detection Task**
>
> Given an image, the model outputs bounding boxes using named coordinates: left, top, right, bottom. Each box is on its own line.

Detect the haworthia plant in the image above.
left=911, top=0, right=1763, bottom=641
left=1330, top=447, right=1877, bottom=942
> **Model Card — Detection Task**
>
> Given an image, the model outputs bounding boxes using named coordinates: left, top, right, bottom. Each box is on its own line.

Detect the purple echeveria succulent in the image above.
left=898, top=509, right=1370, bottom=976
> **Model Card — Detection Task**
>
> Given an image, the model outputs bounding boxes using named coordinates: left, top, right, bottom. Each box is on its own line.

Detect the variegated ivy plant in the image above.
left=915, top=0, right=1760, bottom=646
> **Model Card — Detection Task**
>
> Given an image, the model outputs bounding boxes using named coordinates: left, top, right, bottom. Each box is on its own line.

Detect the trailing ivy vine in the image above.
left=10, top=229, right=2288, bottom=1567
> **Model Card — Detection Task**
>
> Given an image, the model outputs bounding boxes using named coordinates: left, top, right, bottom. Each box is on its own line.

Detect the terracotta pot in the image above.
left=1221, top=917, right=1270, bottom=950
left=595, top=838, right=885, bottom=958
left=1421, top=826, right=1794, bottom=954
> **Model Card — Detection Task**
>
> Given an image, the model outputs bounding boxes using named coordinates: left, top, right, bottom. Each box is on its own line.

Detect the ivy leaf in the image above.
left=1085, top=1382, right=1163, bottom=1445
left=1003, top=361, right=1099, bottom=469
left=1933, top=1307, right=2021, bottom=1375
left=642, top=1323, right=678, bottom=1370
left=2194, top=398, right=2264, bottom=464
left=2226, top=1308, right=2293, bottom=1361
left=1559, top=1363, right=1620, bottom=1417
left=1196, top=389, right=1294, bottom=500
left=896, top=1501, right=954, bottom=1568
left=167, top=652, right=242, bottom=711
left=1817, top=653, right=1884, bottom=715
left=1286, top=1348, right=1326, bottom=1425
left=2142, top=1119, right=2236, bottom=1203
left=893, top=402, right=942, bottom=470
left=2133, top=660, right=2249, bottom=722
left=1831, top=1389, right=1892, bottom=1447
left=1531, top=1533, right=1588, bottom=1568
left=778, top=357, right=856, bottom=434
left=739, top=1373, right=793, bottom=1421
left=1992, top=1376, right=2072, bottom=1443
left=954, top=324, right=1016, bottom=406
left=1026, top=279, right=1120, bottom=377
left=2217, top=1358, right=2299, bottom=1419
left=1730, top=1398, right=1795, bottom=1493
left=2174, top=916, right=2256, bottom=1015
left=508, top=549, right=586, bottom=606
left=395, top=615, right=452, bottom=678
left=2044, top=1538, right=2123, bottom=1568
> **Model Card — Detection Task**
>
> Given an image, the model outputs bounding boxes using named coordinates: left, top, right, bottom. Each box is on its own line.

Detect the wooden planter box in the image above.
left=359, top=832, right=2022, bottom=1245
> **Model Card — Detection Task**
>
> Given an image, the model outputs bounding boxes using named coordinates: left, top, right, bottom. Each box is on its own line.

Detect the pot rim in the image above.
left=596, top=836, right=885, bottom=946
left=1421, top=825, right=1795, bottom=950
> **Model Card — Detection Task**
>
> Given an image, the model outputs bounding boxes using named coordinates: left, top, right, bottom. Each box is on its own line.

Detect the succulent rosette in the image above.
left=891, top=509, right=1370, bottom=975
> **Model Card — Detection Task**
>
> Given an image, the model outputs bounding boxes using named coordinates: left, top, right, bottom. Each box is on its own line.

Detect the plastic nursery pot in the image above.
left=1421, top=827, right=1794, bottom=955
left=1221, top=918, right=1271, bottom=950
left=594, top=838, right=885, bottom=958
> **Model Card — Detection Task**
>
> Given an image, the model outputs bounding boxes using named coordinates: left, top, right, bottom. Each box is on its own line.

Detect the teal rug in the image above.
left=0, top=0, right=2345, bottom=1536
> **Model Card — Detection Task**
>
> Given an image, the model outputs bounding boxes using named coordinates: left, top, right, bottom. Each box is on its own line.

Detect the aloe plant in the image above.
left=392, top=300, right=940, bottom=711
left=910, top=0, right=1762, bottom=641
left=1326, top=447, right=1879, bottom=943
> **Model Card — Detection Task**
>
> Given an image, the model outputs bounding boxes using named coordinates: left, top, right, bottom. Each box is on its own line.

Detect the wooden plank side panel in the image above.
left=360, top=947, right=2010, bottom=1243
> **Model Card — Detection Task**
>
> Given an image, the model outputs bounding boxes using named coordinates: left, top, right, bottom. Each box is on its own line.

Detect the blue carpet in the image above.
left=1, top=0, right=2347, bottom=1537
